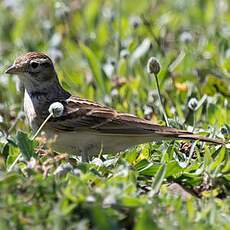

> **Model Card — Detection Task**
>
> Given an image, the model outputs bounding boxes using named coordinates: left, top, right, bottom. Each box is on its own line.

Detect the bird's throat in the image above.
left=25, top=78, right=70, bottom=104
left=28, top=90, right=48, bottom=98
left=23, top=79, right=70, bottom=129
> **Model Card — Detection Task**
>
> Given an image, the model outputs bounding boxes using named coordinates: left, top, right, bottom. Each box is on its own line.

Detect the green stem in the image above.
left=32, top=113, right=53, bottom=140
left=192, top=112, right=196, bottom=132
left=186, top=141, right=197, bottom=166
left=117, top=0, right=122, bottom=67
left=7, top=153, right=22, bottom=172
left=154, top=74, right=169, bottom=126
left=8, top=113, right=53, bottom=172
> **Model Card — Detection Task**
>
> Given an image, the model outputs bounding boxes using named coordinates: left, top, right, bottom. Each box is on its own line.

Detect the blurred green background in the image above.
left=0, top=0, right=230, bottom=229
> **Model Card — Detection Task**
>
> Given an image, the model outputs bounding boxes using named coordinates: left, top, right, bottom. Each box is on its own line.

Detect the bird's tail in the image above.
left=153, top=127, right=224, bottom=145
left=176, top=133, right=224, bottom=145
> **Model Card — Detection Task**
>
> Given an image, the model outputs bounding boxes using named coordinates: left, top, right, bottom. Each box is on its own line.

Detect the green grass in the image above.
left=0, top=0, right=230, bottom=229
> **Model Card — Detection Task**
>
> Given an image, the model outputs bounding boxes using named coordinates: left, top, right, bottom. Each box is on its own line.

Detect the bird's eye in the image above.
left=30, top=61, right=39, bottom=69
left=42, top=62, right=50, bottom=68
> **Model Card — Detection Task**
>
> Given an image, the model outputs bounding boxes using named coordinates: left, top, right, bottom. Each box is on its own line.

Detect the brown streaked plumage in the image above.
left=5, top=52, right=224, bottom=161
left=14, top=52, right=52, bottom=65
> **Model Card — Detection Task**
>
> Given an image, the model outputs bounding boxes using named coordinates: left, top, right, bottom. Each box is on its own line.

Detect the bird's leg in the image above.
left=100, top=155, right=106, bottom=161
left=81, top=151, right=90, bottom=162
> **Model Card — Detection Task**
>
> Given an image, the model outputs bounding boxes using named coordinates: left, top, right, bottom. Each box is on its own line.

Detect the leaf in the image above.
left=202, top=75, right=230, bottom=98
left=79, top=43, right=106, bottom=96
left=136, top=160, right=182, bottom=178
left=124, top=149, right=138, bottom=163
left=151, top=164, right=166, bottom=195
left=223, top=175, right=230, bottom=181
left=91, top=207, right=118, bottom=230
left=0, top=173, right=20, bottom=187
left=165, top=161, right=183, bottom=177
left=1, top=143, right=9, bottom=161
left=186, top=198, right=195, bottom=220
left=209, top=147, right=225, bottom=171
left=206, top=103, right=227, bottom=126
left=1, top=138, right=18, bottom=161
left=16, top=131, right=36, bottom=160
left=117, top=58, right=128, bottom=76
left=134, top=209, right=159, bottom=230
left=121, top=196, right=145, bottom=207
left=5, top=144, right=20, bottom=169
left=130, top=38, right=151, bottom=65
left=134, top=159, right=150, bottom=171
left=60, top=199, right=77, bottom=215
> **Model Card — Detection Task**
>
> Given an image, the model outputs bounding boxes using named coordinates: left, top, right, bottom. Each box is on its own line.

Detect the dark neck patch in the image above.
left=29, top=91, right=48, bottom=98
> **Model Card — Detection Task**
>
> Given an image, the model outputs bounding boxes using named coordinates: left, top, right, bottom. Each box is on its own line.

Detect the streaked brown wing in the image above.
left=47, top=96, right=191, bottom=136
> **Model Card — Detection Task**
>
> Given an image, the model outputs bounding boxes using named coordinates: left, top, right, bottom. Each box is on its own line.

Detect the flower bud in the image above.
left=147, top=57, right=161, bottom=75
left=48, top=102, right=64, bottom=117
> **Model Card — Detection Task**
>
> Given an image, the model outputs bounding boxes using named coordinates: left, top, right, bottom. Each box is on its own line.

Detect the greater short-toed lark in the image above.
left=5, top=52, right=224, bottom=160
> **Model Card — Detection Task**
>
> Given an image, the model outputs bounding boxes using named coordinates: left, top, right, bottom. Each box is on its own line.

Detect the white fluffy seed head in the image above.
left=188, top=98, right=198, bottom=111
left=48, top=102, right=64, bottom=117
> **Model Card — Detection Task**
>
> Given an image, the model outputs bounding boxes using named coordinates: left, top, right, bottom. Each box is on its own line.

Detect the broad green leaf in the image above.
left=165, top=161, right=183, bottom=177
left=5, top=144, right=20, bottom=169
left=202, top=75, right=230, bottom=98
left=121, top=196, right=145, bottom=207
left=134, top=209, right=159, bottom=230
left=136, top=160, right=182, bottom=178
left=124, top=149, right=138, bottom=163
left=16, top=131, right=36, bottom=160
left=91, top=207, right=118, bottom=230
left=0, top=173, right=20, bottom=187
left=209, top=147, right=225, bottom=171
left=134, top=159, right=150, bottom=171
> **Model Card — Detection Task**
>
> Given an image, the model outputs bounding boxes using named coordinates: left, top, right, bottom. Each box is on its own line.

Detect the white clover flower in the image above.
left=188, top=98, right=198, bottom=111
left=48, top=102, right=64, bottom=117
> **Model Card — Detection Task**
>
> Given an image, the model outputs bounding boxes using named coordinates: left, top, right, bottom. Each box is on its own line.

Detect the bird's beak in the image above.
left=5, top=64, right=24, bottom=74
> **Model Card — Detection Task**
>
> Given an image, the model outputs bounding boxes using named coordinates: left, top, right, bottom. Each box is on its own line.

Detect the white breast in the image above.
left=24, top=90, right=38, bottom=131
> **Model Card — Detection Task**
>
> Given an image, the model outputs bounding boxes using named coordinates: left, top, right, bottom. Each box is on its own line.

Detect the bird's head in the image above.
left=5, top=52, right=57, bottom=90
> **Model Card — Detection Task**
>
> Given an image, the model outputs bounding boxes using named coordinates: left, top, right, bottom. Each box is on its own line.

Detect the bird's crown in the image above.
left=14, top=52, right=52, bottom=65
left=5, top=52, right=53, bottom=75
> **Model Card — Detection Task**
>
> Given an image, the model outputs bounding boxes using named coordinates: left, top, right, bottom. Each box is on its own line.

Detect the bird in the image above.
left=5, top=52, right=224, bottom=161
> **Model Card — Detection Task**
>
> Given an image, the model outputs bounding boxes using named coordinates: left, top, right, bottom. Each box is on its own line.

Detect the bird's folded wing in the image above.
left=47, top=96, right=191, bottom=136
